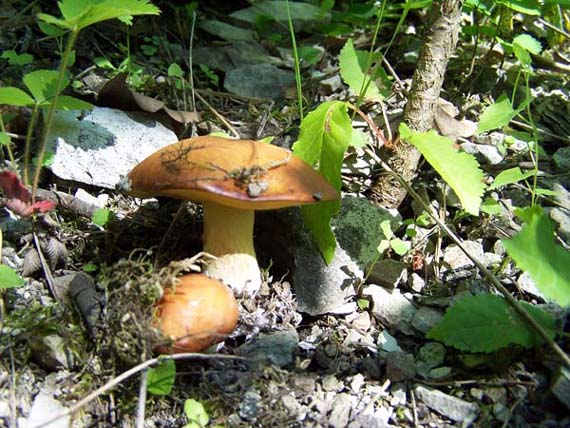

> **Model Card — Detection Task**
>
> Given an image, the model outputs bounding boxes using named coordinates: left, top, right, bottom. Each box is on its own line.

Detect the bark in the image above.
left=369, top=0, right=463, bottom=209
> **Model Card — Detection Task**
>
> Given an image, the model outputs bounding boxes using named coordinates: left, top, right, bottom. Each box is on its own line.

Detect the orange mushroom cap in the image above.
left=126, top=136, right=339, bottom=209
left=154, top=274, right=238, bottom=354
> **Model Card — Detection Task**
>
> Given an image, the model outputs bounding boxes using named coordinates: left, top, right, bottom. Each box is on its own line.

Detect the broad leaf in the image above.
left=427, top=294, right=557, bottom=352
left=183, top=399, right=209, bottom=428
left=339, top=38, right=383, bottom=102
left=147, top=359, right=175, bottom=395
left=293, top=101, right=351, bottom=263
left=477, top=95, right=531, bottom=134
left=54, top=95, right=94, bottom=110
left=0, top=87, right=34, bottom=106
left=502, top=207, right=570, bottom=306
left=38, top=0, right=160, bottom=30
left=0, top=265, right=25, bottom=289
left=496, top=0, right=540, bottom=14
left=399, top=123, right=485, bottom=216
left=489, top=167, right=534, bottom=190
left=513, top=34, right=542, bottom=54
left=23, top=70, right=67, bottom=104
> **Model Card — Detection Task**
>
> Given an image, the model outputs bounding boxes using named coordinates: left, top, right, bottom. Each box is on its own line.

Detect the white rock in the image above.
left=47, top=107, right=178, bottom=189
left=26, top=374, right=69, bottom=428
left=364, top=285, right=416, bottom=333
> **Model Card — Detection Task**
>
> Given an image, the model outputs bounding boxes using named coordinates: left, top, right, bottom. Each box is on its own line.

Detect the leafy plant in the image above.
left=0, top=265, right=25, bottom=289
left=427, top=293, right=557, bottom=352
left=399, top=123, right=485, bottom=216
left=502, top=206, right=570, bottom=306
left=147, top=359, right=176, bottom=395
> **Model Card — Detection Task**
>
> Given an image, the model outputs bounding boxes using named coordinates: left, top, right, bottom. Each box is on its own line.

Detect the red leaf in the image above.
left=29, top=200, right=56, bottom=213
left=0, top=170, right=31, bottom=202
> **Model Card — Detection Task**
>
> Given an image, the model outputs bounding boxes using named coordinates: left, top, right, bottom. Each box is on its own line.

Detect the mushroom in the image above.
left=125, top=136, right=340, bottom=295
left=154, top=273, right=238, bottom=354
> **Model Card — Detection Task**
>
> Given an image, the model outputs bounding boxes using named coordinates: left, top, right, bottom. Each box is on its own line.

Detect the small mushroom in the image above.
left=125, top=136, right=340, bottom=295
left=154, top=274, right=238, bottom=354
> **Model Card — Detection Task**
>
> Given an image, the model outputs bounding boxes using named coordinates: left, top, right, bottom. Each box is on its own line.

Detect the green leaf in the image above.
left=230, top=1, right=325, bottom=23
left=168, top=63, right=184, bottom=78
left=1, top=50, right=34, bottom=66
left=477, top=96, right=517, bottom=134
left=390, top=238, right=410, bottom=256
left=399, top=123, right=485, bottom=216
left=147, top=359, right=175, bottom=395
left=183, top=399, right=209, bottom=428
left=502, top=207, right=570, bottom=306
left=349, top=129, right=368, bottom=148
left=54, top=95, right=94, bottom=110
left=0, top=265, right=25, bottom=289
left=427, top=294, right=557, bottom=352
left=489, top=167, right=534, bottom=190
left=92, top=208, right=113, bottom=227
left=380, top=219, right=394, bottom=240
left=513, top=34, right=542, bottom=54
left=480, top=198, right=503, bottom=216
left=0, top=87, right=35, bottom=106
left=40, top=0, right=160, bottom=31
left=293, top=101, right=351, bottom=263
left=298, top=45, right=323, bottom=66
left=339, top=39, right=382, bottom=102
left=23, top=70, right=67, bottom=103
left=495, top=0, right=540, bottom=14
left=94, top=57, right=116, bottom=70
left=0, top=133, right=10, bottom=146
left=37, top=21, right=67, bottom=36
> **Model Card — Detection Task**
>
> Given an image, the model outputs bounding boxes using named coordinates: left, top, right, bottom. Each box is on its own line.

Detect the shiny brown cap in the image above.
left=126, top=136, right=339, bottom=210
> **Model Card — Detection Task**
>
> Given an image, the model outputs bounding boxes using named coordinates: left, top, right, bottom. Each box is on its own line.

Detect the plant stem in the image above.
left=31, top=27, right=79, bottom=199
left=0, top=116, right=16, bottom=171
left=23, top=104, right=40, bottom=184
left=285, top=0, right=303, bottom=120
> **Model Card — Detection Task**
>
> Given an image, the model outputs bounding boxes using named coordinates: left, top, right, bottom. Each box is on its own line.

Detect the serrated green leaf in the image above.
left=0, top=265, right=25, bottom=289
left=476, top=96, right=517, bottom=134
left=54, top=95, right=94, bottom=110
left=23, top=70, right=67, bottom=103
left=0, top=87, right=35, bottom=106
left=513, top=34, right=542, bottom=54
left=502, top=207, right=570, bottom=306
left=293, top=101, right=350, bottom=263
left=489, top=167, right=534, bottom=190
left=427, top=294, right=557, bottom=352
left=147, top=359, right=175, bottom=395
left=339, top=39, right=382, bottom=102
left=399, top=123, right=485, bottom=216
left=184, top=399, right=209, bottom=428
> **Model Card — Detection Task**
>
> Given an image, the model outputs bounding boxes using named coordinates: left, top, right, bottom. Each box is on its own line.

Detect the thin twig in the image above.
left=364, top=146, right=570, bottom=369
left=194, top=91, right=240, bottom=138
left=29, top=353, right=245, bottom=428
left=136, top=369, right=148, bottom=428
left=32, top=232, right=61, bottom=304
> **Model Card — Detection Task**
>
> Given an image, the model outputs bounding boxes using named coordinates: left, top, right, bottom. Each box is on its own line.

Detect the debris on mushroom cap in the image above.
left=126, top=136, right=340, bottom=209
left=154, top=274, right=238, bottom=354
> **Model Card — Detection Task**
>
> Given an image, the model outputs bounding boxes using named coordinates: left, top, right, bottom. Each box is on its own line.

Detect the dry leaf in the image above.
left=434, top=98, right=477, bottom=141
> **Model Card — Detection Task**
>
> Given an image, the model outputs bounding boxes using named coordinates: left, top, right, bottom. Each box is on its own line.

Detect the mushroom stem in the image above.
left=202, top=202, right=255, bottom=256
left=202, top=202, right=261, bottom=295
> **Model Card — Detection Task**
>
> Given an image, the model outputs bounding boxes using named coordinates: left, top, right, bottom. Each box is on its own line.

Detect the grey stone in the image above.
left=460, top=142, right=503, bottom=164
left=416, top=342, right=446, bottom=378
left=366, top=259, right=408, bottom=290
left=430, top=366, right=452, bottom=379
left=238, top=328, right=299, bottom=367
left=482, top=251, right=503, bottom=267
left=320, top=75, right=343, bottom=94
left=412, top=306, right=444, bottom=334
left=377, top=330, right=402, bottom=354
left=550, top=207, right=570, bottom=242
left=224, top=64, right=295, bottom=99
left=0, top=400, right=9, bottom=418
left=238, top=389, right=262, bottom=421
left=30, top=334, right=74, bottom=371
left=364, top=285, right=416, bottom=333
left=329, top=393, right=354, bottom=428
left=553, top=146, right=570, bottom=171
left=386, top=351, right=415, bottom=382
left=390, top=383, right=407, bottom=406
left=322, top=374, right=343, bottom=392
left=414, top=385, right=479, bottom=427
left=350, top=374, right=365, bottom=394
left=47, top=107, right=178, bottom=189
left=517, top=271, right=544, bottom=300
left=26, top=374, right=70, bottom=428
left=551, top=366, right=570, bottom=410
left=408, top=273, right=425, bottom=293
left=442, top=241, right=484, bottom=271
left=332, top=196, right=401, bottom=270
